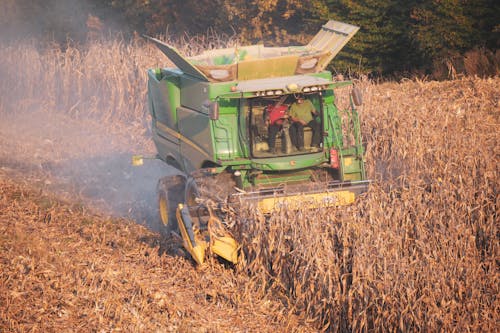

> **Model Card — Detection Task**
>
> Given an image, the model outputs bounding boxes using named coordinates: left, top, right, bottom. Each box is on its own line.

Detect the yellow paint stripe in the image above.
left=156, top=121, right=210, bottom=158
left=156, top=120, right=180, bottom=139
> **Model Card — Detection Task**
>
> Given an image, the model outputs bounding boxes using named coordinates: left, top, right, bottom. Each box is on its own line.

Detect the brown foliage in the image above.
left=464, top=48, right=500, bottom=78
left=0, top=38, right=498, bottom=331
left=0, top=177, right=309, bottom=332
left=238, top=77, right=499, bottom=331
left=0, top=39, right=313, bottom=332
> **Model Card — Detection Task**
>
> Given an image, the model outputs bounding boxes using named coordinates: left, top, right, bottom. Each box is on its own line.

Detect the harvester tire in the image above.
left=156, top=175, right=186, bottom=237
left=184, top=177, right=200, bottom=207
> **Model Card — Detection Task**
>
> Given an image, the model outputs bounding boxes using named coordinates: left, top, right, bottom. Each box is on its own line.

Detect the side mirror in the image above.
left=352, top=87, right=363, bottom=106
left=209, top=101, right=219, bottom=120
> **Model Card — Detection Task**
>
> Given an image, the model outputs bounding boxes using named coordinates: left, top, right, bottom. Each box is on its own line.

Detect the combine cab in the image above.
left=141, top=20, right=369, bottom=265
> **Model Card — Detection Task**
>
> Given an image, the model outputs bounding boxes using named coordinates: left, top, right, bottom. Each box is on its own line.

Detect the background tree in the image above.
left=1, top=0, right=498, bottom=77
left=325, top=0, right=423, bottom=76
left=0, top=0, right=98, bottom=42
left=410, top=0, right=476, bottom=70
left=409, top=0, right=499, bottom=75
left=221, top=0, right=329, bottom=44
left=107, top=0, right=329, bottom=45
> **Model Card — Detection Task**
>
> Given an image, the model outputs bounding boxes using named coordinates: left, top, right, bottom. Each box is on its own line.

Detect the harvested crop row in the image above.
left=0, top=175, right=312, bottom=332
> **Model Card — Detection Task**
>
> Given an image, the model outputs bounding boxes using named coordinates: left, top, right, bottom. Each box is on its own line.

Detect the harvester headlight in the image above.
left=255, top=89, right=284, bottom=96
left=310, top=86, right=319, bottom=92
left=287, top=83, right=299, bottom=92
left=302, top=87, right=311, bottom=93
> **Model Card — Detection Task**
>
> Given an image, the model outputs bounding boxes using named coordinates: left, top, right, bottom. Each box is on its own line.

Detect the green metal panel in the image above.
left=165, top=74, right=181, bottom=123
left=148, top=68, right=185, bottom=170
left=208, top=82, right=239, bottom=100
left=340, top=155, right=363, bottom=181
left=321, top=89, right=344, bottom=150
left=148, top=69, right=181, bottom=127
left=148, top=70, right=170, bottom=126
left=250, top=153, right=327, bottom=171
left=177, top=106, right=213, bottom=172
left=180, top=76, right=209, bottom=111
left=212, top=98, right=243, bottom=160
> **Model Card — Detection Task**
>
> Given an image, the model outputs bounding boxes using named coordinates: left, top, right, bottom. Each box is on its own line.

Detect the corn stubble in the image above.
left=0, top=40, right=498, bottom=331
left=238, top=77, right=498, bottom=331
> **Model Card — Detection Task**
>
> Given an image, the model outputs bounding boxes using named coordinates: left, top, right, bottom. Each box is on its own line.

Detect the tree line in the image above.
left=1, top=0, right=498, bottom=78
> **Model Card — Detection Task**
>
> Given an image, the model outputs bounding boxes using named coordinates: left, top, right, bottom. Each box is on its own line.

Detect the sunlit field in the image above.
left=0, top=39, right=498, bottom=331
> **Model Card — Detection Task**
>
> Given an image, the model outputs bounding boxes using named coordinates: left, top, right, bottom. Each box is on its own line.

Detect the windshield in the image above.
left=246, top=93, right=323, bottom=158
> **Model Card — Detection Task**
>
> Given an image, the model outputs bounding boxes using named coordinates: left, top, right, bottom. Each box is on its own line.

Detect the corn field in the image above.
left=239, top=77, right=499, bottom=331
left=0, top=39, right=498, bottom=332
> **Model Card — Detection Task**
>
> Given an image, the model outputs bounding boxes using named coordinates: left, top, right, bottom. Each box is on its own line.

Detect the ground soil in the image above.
left=0, top=109, right=313, bottom=332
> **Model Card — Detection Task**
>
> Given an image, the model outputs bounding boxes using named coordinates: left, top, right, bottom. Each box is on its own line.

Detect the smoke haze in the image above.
left=0, top=0, right=131, bottom=43
left=0, top=1, right=176, bottom=230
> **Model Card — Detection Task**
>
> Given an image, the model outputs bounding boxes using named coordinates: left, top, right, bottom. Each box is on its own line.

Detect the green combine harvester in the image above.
left=137, top=20, right=369, bottom=265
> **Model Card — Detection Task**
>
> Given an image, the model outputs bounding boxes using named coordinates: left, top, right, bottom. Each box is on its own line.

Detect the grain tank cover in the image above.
left=144, top=36, right=210, bottom=81
left=146, top=20, right=358, bottom=82
left=305, top=20, right=359, bottom=72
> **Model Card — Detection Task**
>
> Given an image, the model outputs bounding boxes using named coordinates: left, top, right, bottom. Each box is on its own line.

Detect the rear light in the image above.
left=330, top=148, right=340, bottom=169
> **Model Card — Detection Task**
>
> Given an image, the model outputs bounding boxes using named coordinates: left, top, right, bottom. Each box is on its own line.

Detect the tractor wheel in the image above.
left=184, top=177, right=200, bottom=207
left=156, top=175, right=186, bottom=237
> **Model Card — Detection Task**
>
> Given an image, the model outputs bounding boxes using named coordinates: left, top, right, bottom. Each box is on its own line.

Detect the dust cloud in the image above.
left=0, top=0, right=129, bottom=44
left=0, top=1, right=178, bottom=231
left=0, top=104, right=179, bottom=232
